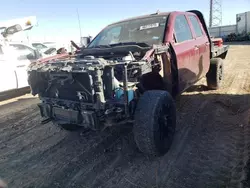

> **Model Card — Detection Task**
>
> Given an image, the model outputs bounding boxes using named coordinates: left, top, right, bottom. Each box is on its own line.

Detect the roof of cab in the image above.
left=108, top=11, right=172, bottom=26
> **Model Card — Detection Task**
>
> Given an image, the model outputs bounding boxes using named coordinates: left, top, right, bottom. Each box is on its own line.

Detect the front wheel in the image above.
left=133, top=90, right=176, bottom=156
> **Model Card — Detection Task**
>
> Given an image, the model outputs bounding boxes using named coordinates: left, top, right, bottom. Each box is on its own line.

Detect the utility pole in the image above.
left=76, top=8, right=82, bottom=43
left=209, top=0, right=222, bottom=27
left=209, top=0, right=213, bottom=28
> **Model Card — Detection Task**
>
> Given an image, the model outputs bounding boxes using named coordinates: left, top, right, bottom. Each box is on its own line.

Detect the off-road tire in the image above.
left=133, top=90, right=176, bottom=156
left=58, top=123, right=83, bottom=131
left=206, top=58, right=224, bottom=90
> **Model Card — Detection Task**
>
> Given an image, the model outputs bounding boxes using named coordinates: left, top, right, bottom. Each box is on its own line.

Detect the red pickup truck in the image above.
left=28, top=10, right=228, bottom=156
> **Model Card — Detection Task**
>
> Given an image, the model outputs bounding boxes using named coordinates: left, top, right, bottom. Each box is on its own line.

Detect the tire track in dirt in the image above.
left=0, top=111, right=41, bottom=144
left=224, top=61, right=250, bottom=187
left=0, top=95, right=38, bottom=120
left=67, top=94, right=213, bottom=188
left=38, top=126, right=133, bottom=188
left=62, top=92, right=217, bottom=188
left=241, top=111, right=250, bottom=187
left=0, top=123, right=64, bottom=164
left=2, top=125, right=132, bottom=187
left=67, top=133, right=143, bottom=188
left=1, top=130, right=93, bottom=186
left=0, top=97, right=39, bottom=142
left=149, top=45, right=250, bottom=188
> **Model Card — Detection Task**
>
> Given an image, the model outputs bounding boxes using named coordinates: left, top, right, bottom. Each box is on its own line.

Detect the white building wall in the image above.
left=220, top=25, right=237, bottom=36
left=236, top=11, right=250, bottom=34
left=209, top=27, right=220, bottom=37
left=237, top=12, right=247, bottom=34
left=209, top=25, right=237, bottom=38
left=209, top=11, right=250, bottom=37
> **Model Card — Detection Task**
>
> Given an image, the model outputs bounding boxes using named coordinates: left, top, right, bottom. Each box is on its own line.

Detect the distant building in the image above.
left=209, top=11, right=250, bottom=38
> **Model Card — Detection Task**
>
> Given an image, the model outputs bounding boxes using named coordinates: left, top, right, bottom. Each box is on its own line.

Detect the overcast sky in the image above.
left=1, top=0, right=250, bottom=42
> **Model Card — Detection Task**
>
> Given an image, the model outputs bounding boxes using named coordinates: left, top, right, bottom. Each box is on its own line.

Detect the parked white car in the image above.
left=0, top=17, right=48, bottom=93
left=0, top=42, right=60, bottom=93
left=10, top=42, right=57, bottom=58
left=42, top=42, right=57, bottom=49
left=0, top=44, right=33, bottom=92
left=31, top=42, right=48, bottom=51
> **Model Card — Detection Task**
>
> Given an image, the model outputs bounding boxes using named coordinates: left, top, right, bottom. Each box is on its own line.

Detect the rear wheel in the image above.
left=206, top=58, right=224, bottom=90
left=133, top=90, right=176, bottom=156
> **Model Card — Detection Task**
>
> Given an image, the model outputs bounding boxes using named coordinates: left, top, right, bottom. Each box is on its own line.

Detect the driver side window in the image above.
left=107, top=27, right=121, bottom=44
left=174, top=15, right=193, bottom=43
left=90, top=26, right=121, bottom=47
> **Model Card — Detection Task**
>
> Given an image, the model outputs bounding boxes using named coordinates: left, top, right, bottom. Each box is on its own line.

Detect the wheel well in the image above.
left=168, top=43, right=179, bottom=96
left=138, top=43, right=179, bottom=96
left=139, top=72, right=165, bottom=91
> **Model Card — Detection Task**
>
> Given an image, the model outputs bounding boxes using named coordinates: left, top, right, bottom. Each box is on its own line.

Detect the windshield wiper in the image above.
left=88, top=42, right=150, bottom=49
left=110, top=42, right=150, bottom=47
left=92, top=44, right=111, bottom=48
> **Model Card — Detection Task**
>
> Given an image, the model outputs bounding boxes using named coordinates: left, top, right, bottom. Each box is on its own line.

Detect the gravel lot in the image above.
left=0, top=43, right=250, bottom=188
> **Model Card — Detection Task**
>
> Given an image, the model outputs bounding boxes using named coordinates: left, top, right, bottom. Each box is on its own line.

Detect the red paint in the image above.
left=164, top=11, right=210, bottom=91
left=37, top=53, right=70, bottom=64
left=211, top=38, right=223, bottom=47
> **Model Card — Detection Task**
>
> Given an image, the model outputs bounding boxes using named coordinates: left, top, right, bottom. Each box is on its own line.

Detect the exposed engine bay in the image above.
left=28, top=44, right=170, bottom=130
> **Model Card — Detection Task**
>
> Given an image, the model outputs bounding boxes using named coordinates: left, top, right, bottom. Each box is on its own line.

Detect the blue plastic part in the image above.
left=114, top=89, right=134, bottom=102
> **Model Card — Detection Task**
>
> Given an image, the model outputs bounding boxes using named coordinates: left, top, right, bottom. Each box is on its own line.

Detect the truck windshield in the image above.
left=88, top=15, right=168, bottom=48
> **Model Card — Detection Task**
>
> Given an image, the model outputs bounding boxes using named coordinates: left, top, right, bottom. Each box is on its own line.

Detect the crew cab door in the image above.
left=172, top=14, right=197, bottom=91
left=187, top=15, right=210, bottom=79
left=0, top=48, right=17, bottom=92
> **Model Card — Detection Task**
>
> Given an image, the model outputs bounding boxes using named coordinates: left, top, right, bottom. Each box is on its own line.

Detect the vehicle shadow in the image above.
left=35, top=92, right=250, bottom=188
left=185, top=84, right=209, bottom=92
left=0, top=97, right=38, bottom=111
left=0, top=87, right=31, bottom=102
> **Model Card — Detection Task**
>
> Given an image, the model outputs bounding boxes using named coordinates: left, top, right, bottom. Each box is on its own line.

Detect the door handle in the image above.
left=194, top=46, right=199, bottom=50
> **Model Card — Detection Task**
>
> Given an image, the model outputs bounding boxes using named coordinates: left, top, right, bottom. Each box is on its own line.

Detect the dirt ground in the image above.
left=0, top=43, right=250, bottom=188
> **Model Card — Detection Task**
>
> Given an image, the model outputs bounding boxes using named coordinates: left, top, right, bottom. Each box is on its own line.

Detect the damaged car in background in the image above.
left=28, top=10, right=229, bottom=156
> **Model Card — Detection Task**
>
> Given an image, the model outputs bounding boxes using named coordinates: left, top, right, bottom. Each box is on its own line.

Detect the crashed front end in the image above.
left=28, top=53, right=153, bottom=130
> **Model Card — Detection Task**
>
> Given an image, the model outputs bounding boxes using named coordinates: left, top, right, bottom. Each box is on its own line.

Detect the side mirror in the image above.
left=26, top=53, right=36, bottom=60
left=5, top=24, right=23, bottom=35
left=18, top=53, right=36, bottom=61
left=81, top=36, right=92, bottom=47
left=56, top=47, right=67, bottom=54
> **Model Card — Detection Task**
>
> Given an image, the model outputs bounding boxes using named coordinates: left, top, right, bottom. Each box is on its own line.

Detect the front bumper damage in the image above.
left=38, top=101, right=99, bottom=130
left=28, top=55, right=151, bottom=130
left=28, top=44, right=170, bottom=130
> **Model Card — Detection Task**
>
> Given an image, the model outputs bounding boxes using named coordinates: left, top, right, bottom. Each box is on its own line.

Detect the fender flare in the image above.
left=168, top=43, right=179, bottom=96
